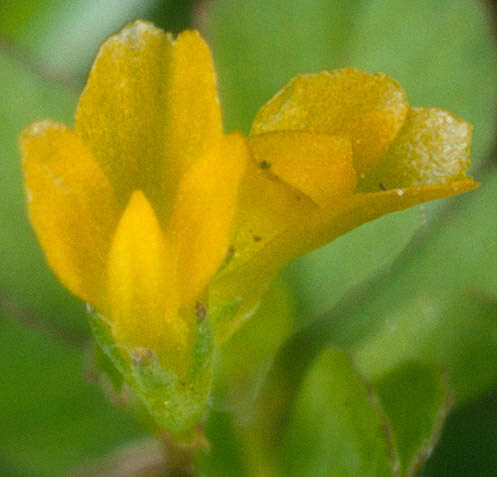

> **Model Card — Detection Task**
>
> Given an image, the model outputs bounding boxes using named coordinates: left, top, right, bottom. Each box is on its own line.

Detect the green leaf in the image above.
left=354, top=294, right=497, bottom=404
left=423, top=389, right=497, bottom=477
left=374, top=362, right=452, bottom=476
left=196, top=409, right=249, bottom=477
left=88, top=307, right=213, bottom=436
left=284, top=209, right=422, bottom=326
left=282, top=348, right=396, bottom=477
left=0, top=313, right=142, bottom=476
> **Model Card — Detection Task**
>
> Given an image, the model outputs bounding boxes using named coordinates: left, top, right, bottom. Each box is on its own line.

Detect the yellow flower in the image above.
left=210, top=69, right=477, bottom=341
left=20, top=21, right=248, bottom=372
left=20, top=20, right=477, bottom=360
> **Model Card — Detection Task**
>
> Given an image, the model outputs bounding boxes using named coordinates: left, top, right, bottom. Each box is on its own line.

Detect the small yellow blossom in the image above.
left=210, top=70, right=476, bottom=341
left=21, top=21, right=248, bottom=372
left=20, top=20, right=476, bottom=362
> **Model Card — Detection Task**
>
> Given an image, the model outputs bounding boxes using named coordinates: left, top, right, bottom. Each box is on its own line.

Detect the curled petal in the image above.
left=360, top=107, right=473, bottom=191
left=251, top=68, right=409, bottom=174
left=249, top=131, right=356, bottom=207
left=21, top=121, right=119, bottom=308
left=228, top=157, right=316, bottom=274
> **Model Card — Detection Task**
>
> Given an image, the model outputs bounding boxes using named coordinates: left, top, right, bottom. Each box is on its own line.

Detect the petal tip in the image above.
left=173, top=28, right=212, bottom=55
left=19, top=121, right=69, bottom=171
left=20, top=120, right=66, bottom=144
left=176, top=29, right=203, bottom=41
left=125, top=189, right=153, bottom=214
left=96, top=20, right=171, bottom=59
left=116, top=19, right=165, bottom=44
left=454, top=178, right=480, bottom=193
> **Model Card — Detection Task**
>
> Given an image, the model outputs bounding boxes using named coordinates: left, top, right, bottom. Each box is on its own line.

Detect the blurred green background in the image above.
left=0, top=0, right=496, bottom=475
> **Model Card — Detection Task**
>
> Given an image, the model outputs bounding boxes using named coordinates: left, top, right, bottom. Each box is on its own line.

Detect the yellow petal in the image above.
left=167, top=133, right=248, bottom=307
left=227, top=154, right=316, bottom=274
left=167, top=29, right=223, bottom=175
left=107, top=190, right=187, bottom=366
left=359, top=107, right=473, bottom=191
left=209, top=151, right=317, bottom=342
left=273, top=179, right=479, bottom=259
left=20, top=120, right=119, bottom=308
left=251, top=68, right=408, bottom=174
left=248, top=131, right=356, bottom=207
left=75, top=21, right=222, bottom=215
left=211, top=179, right=477, bottom=342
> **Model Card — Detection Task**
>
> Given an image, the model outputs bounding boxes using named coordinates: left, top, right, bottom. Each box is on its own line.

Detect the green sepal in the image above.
left=87, top=305, right=213, bottom=437
left=209, top=294, right=243, bottom=344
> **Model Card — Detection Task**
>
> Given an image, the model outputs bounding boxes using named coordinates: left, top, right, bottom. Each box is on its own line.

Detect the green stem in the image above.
left=162, top=425, right=209, bottom=477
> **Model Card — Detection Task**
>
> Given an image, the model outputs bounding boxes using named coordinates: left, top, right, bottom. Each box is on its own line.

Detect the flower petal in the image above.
left=228, top=155, right=317, bottom=274
left=20, top=120, right=119, bottom=308
left=221, top=131, right=354, bottom=300
left=248, top=131, right=356, bottom=207
left=209, top=148, right=317, bottom=342
left=359, top=107, right=473, bottom=191
left=251, top=68, right=409, bottom=174
left=298, top=180, right=479, bottom=255
left=167, top=133, right=248, bottom=307
left=211, top=179, right=477, bottom=342
left=107, top=190, right=187, bottom=366
left=75, top=21, right=222, bottom=215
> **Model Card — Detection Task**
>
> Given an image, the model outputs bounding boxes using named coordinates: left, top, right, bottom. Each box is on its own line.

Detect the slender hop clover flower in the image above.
left=20, top=20, right=477, bottom=432
left=209, top=69, right=477, bottom=341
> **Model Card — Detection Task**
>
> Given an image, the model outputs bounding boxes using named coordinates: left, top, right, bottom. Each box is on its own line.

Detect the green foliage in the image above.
left=281, top=351, right=452, bottom=477
left=374, top=363, right=451, bottom=475
left=0, top=312, right=142, bottom=477
left=283, top=349, right=395, bottom=477
left=350, top=173, right=497, bottom=402
left=423, top=390, right=497, bottom=476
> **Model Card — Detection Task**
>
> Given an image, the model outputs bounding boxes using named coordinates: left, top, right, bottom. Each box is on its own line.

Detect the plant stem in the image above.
left=162, top=425, right=209, bottom=477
